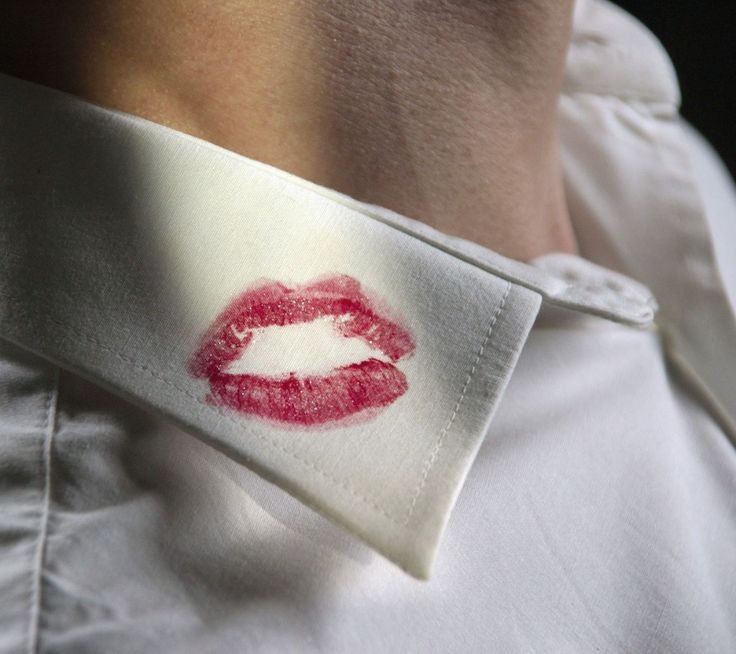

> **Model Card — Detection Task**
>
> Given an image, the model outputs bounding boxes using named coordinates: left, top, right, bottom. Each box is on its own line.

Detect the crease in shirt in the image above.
left=26, top=366, right=59, bottom=654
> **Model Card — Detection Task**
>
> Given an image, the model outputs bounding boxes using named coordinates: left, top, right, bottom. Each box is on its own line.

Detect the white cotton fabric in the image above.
left=1, top=0, right=735, bottom=652
left=0, top=70, right=548, bottom=580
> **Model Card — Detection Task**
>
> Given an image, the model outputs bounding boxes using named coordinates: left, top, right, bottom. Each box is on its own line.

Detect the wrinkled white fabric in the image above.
left=1, top=1, right=735, bottom=652
left=0, top=69, right=548, bottom=579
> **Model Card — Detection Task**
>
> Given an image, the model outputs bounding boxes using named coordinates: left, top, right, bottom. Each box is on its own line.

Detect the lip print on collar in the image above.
left=188, top=274, right=416, bottom=427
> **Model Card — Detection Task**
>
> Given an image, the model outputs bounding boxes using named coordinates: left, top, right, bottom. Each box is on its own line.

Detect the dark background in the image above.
left=615, top=2, right=735, bottom=177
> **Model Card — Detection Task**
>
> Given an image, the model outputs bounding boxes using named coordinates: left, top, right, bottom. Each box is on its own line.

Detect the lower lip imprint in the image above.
left=188, top=274, right=416, bottom=426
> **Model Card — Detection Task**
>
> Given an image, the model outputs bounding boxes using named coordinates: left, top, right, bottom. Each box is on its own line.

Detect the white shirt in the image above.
left=1, top=1, right=735, bottom=651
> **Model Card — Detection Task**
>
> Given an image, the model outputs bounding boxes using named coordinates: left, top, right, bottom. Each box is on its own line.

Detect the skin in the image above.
left=0, top=0, right=577, bottom=261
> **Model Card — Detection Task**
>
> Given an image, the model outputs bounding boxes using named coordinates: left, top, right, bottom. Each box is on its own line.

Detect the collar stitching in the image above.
left=5, top=287, right=511, bottom=528
left=401, top=282, right=511, bottom=524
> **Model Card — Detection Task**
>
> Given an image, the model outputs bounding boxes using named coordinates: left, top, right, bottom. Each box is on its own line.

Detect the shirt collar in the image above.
left=0, top=1, right=671, bottom=579
left=563, top=0, right=736, bottom=441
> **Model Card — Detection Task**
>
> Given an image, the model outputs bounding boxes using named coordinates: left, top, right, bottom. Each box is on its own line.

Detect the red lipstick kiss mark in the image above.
left=188, top=275, right=416, bottom=426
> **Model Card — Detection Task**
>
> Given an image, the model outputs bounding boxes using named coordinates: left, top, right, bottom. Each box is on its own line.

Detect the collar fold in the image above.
left=0, top=73, right=548, bottom=578
left=0, top=2, right=668, bottom=576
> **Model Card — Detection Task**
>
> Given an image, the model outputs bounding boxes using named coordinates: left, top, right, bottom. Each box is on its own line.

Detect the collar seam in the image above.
left=0, top=281, right=513, bottom=529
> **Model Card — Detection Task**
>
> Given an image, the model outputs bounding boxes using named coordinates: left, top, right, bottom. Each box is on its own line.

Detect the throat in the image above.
left=0, top=0, right=578, bottom=261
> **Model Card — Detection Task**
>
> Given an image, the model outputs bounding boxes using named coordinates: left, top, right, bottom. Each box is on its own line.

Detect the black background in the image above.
left=615, top=2, right=735, bottom=177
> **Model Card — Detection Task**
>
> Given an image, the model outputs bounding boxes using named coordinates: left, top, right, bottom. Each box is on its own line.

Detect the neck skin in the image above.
left=0, top=1, right=577, bottom=261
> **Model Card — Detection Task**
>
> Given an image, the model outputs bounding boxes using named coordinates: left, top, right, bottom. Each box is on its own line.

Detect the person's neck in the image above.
left=0, top=0, right=577, bottom=261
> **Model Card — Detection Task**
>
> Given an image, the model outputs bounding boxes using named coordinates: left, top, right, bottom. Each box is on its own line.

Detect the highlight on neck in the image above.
left=0, top=0, right=577, bottom=260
